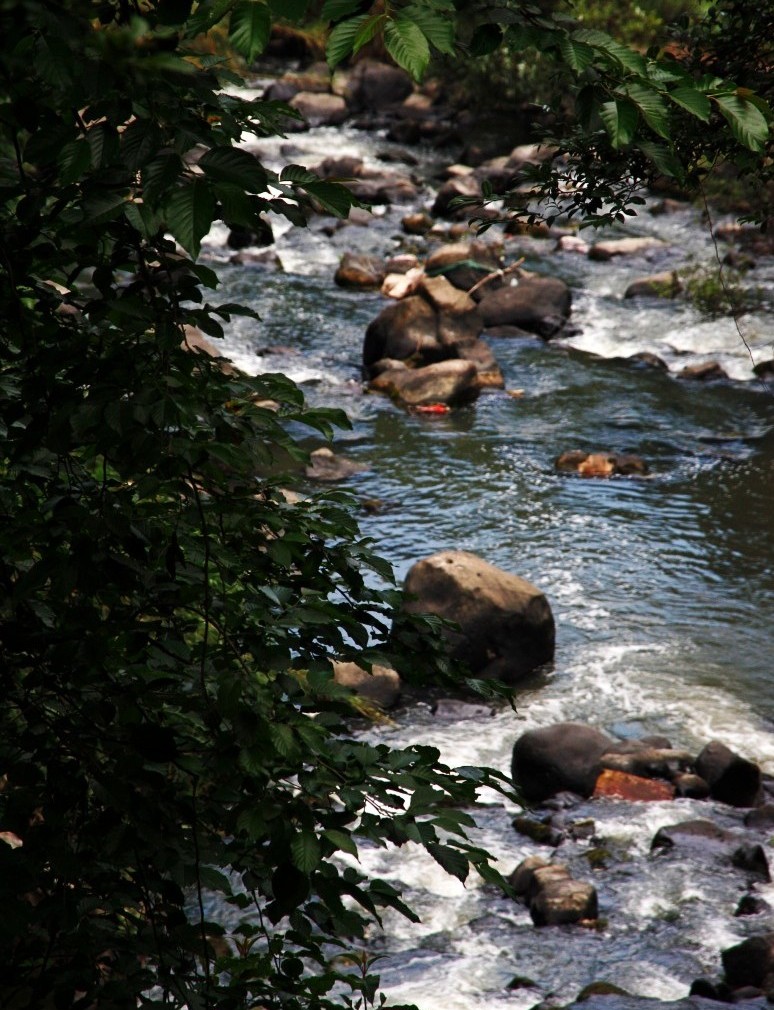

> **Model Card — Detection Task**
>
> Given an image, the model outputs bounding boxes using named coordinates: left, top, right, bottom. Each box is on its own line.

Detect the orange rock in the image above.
left=593, top=769, right=675, bottom=802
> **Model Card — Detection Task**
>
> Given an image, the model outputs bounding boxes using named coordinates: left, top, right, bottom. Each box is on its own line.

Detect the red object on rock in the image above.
left=413, top=403, right=451, bottom=414
left=593, top=769, right=675, bottom=802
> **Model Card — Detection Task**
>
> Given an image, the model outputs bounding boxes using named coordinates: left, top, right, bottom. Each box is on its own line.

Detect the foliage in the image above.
left=680, top=263, right=762, bottom=318
left=0, top=3, right=513, bottom=1009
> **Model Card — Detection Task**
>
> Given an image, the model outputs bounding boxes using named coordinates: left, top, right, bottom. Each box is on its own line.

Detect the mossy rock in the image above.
left=584, top=846, right=612, bottom=869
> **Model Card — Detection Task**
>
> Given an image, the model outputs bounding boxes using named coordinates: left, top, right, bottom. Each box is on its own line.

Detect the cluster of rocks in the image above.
left=509, top=854, right=598, bottom=927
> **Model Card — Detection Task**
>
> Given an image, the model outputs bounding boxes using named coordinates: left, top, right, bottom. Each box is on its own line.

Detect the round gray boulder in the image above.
left=511, top=723, right=613, bottom=802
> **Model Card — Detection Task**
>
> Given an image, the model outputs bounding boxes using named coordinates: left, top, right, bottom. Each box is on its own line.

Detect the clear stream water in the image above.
left=202, top=123, right=774, bottom=1010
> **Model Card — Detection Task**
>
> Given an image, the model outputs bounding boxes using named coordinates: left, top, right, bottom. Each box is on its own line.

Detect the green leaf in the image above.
left=291, top=831, right=321, bottom=873
left=268, top=0, right=308, bottom=20
left=229, top=0, right=271, bottom=63
left=142, top=153, right=184, bottom=205
left=384, top=18, right=430, bottom=80
left=573, top=28, right=647, bottom=74
left=599, top=98, right=638, bottom=148
left=352, top=13, right=386, bottom=56
left=468, top=23, right=502, bottom=57
left=323, top=828, right=359, bottom=857
left=165, top=180, right=216, bottom=258
left=58, top=139, right=91, bottom=186
left=269, top=723, right=298, bottom=758
left=713, top=93, right=769, bottom=152
left=426, top=843, right=469, bottom=883
left=669, top=85, right=711, bottom=122
left=326, top=14, right=368, bottom=69
left=198, top=147, right=267, bottom=192
left=625, top=82, right=670, bottom=139
left=185, top=0, right=237, bottom=38
left=559, top=34, right=594, bottom=72
left=401, top=4, right=456, bottom=55
left=320, top=0, right=361, bottom=19
left=638, top=141, right=685, bottom=181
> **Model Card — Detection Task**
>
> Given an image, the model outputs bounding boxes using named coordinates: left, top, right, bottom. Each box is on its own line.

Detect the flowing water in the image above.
left=203, top=122, right=774, bottom=1010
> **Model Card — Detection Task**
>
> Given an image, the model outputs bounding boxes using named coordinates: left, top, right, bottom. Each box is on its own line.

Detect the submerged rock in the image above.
left=305, top=447, right=367, bottom=482
left=402, top=549, right=555, bottom=683
left=556, top=451, right=648, bottom=477
left=368, top=359, right=480, bottom=407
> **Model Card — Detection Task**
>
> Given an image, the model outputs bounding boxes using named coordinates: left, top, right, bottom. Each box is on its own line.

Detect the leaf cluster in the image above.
left=0, top=3, right=513, bottom=1008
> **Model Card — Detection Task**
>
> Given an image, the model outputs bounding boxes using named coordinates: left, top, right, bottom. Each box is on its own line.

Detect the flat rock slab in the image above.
left=593, top=769, right=675, bottom=802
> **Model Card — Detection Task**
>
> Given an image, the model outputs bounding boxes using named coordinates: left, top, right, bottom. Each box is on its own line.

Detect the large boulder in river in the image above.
left=432, top=174, right=483, bottom=219
left=402, top=550, right=555, bottom=682
left=289, top=92, right=348, bottom=127
left=335, top=252, right=385, bottom=289
left=369, top=360, right=480, bottom=407
left=511, top=723, right=613, bottom=802
left=695, top=741, right=763, bottom=807
left=477, top=276, right=571, bottom=337
left=362, top=292, right=484, bottom=376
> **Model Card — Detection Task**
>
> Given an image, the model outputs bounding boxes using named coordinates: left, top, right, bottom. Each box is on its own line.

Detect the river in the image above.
left=203, top=121, right=774, bottom=1010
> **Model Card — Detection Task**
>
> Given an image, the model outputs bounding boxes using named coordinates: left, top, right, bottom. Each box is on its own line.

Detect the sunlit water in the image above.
left=201, top=122, right=774, bottom=1010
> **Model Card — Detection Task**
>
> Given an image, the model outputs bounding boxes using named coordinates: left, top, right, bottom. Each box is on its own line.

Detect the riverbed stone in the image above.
left=305, top=447, right=367, bottom=482
left=722, top=934, right=774, bottom=993
left=476, top=277, right=571, bottom=337
left=425, top=241, right=502, bottom=291
left=588, top=237, right=668, bottom=260
left=624, top=271, right=682, bottom=298
left=680, top=361, right=728, bottom=381
left=402, top=550, right=555, bottom=682
left=456, top=339, right=504, bottom=388
left=529, top=868, right=598, bottom=927
left=402, top=212, right=433, bottom=235
left=695, top=741, right=763, bottom=807
left=289, top=91, right=348, bottom=127
left=593, top=769, right=675, bottom=802
left=599, top=748, right=693, bottom=780
left=432, top=174, right=482, bottom=218
left=556, top=451, right=648, bottom=477
left=334, top=252, right=385, bottom=289
left=332, top=661, right=401, bottom=709
left=368, top=359, right=480, bottom=407
left=363, top=296, right=439, bottom=371
left=511, top=723, right=613, bottom=802
left=343, top=59, right=413, bottom=111
left=651, top=819, right=736, bottom=851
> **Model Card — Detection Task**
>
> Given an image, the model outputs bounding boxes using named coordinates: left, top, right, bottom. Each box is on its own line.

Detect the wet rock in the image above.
left=599, top=747, right=693, bottom=780
left=305, top=447, right=367, bottom=482
left=752, top=360, right=774, bottom=380
left=368, top=359, right=480, bottom=407
left=431, top=174, right=482, bottom=218
left=511, top=723, right=613, bottom=802
left=722, top=934, right=774, bottom=993
left=512, top=815, right=564, bottom=847
left=402, top=549, right=555, bottom=683
left=456, top=339, right=504, bottom=388
left=402, top=212, right=434, bottom=235
left=483, top=324, right=535, bottom=339
left=735, top=895, right=770, bottom=917
left=577, top=982, right=631, bottom=1001
left=588, top=237, right=668, bottom=260
left=673, top=773, right=711, bottom=799
left=593, top=769, right=675, bottom=802
left=651, top=819, right=736, bottom=852
left=689, top=978, right=734, bottom=1002
left=334, top=252, right=386, bottom=289
left=344, top=59, right=413, bottom=111
left=476, top=277, right=571, bottom=337
left=418, top=274, right=478, bottom=315
left=289, top=92, right=348, bottom=127
left=385, top=253, right=421, bottom=275
left=680, top=361, right=728, bottom=381
left=182, top=325, right=237, bottom=375
left=529, top=868, right=598, bottom=927
left=555, top=235, right=590, bottom=254
left=628, top=351, right=669, bottom=370
left=363, top=296, right=439, bottom=371
left=650, top=198, right=690, bottom=215
left=381, top=268, right=424, bottom=300
left=744, top=805, right=774, bottom=829
left=555, top=451, right=648, bottom=477
left=508, top=855, right=551, bottom=896
left=431, top=699, right=496, bottom=721
left=696, top=741, right=763, bottom=807
left=624, top=271, right=682, bottom=298
left=332, top=661, right=401, bottom=709
left=731, top=844, right=770, bottom=881
left=425, top=241, right=502, bottom=291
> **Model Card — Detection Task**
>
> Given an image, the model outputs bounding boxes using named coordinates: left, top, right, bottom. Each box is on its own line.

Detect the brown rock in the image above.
left=289, top=92, right=348, bottom=127
left=305, top=447, right=367, bottom=482
left=332, top=661, right=401, bottom=709
left=476, top=277, right=571, bottom=337
left=556, top=451, right=648, bottom=477
left=680, top=361, right=728, bottom=381
left=403, top=550, right=554, bottom=682
left=344, top=59, right=413, bottom=110
left=334, top=252, right=385, bottom=289
left=418, top=275, right=477, bottom=315
left=425, top=241, right=502, bottom=292
left=512, top=723, right=613, bottom=802
left=369, top=360, right=480, bottom=407
left=624, top=271, right=682, bottom=299
left=695, top=740, right=763, bottom=807
left=431, top=174, right=482, bottom=218
left=402, top=212, right=433, bottom=235
left=588, top=237, right=668, bottom=260
left=593, top=769, right=675, bottom=802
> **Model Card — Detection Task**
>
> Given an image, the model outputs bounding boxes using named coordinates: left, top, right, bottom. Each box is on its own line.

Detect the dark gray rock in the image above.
left=696, top=741, right=763, bottom=807
left=476, top=277, right=571, bottom=337
left=511, top=723, right=613, bottom=802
